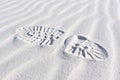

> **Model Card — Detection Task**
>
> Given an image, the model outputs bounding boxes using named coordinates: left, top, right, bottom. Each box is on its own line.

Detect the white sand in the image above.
left=0, top=0, right=120, bottom=80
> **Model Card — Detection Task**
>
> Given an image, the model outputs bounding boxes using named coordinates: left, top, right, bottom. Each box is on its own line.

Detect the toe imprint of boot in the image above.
left=16, top=26, right=64, bottom=46
left=64, top=35, right=108, bottom=61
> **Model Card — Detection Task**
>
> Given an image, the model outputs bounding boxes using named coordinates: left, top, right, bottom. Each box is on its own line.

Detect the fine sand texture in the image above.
left=0, top=0, right=120, bottom=80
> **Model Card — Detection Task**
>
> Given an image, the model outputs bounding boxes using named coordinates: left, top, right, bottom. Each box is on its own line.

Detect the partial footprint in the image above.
left=64, top=35, right=108, bottom=61
left=16, top=26, right=64, bottom=46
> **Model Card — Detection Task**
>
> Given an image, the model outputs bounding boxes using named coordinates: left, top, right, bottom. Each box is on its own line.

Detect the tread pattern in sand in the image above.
left=16, top=26, right=64, bottom=46
left=64, top=35, right=108, bottom=61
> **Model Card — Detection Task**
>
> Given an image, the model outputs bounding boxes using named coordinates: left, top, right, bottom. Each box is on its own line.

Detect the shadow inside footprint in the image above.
left=16, top=26, right=64, bottom=46
left=64, top=35, right=108, bottom=61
